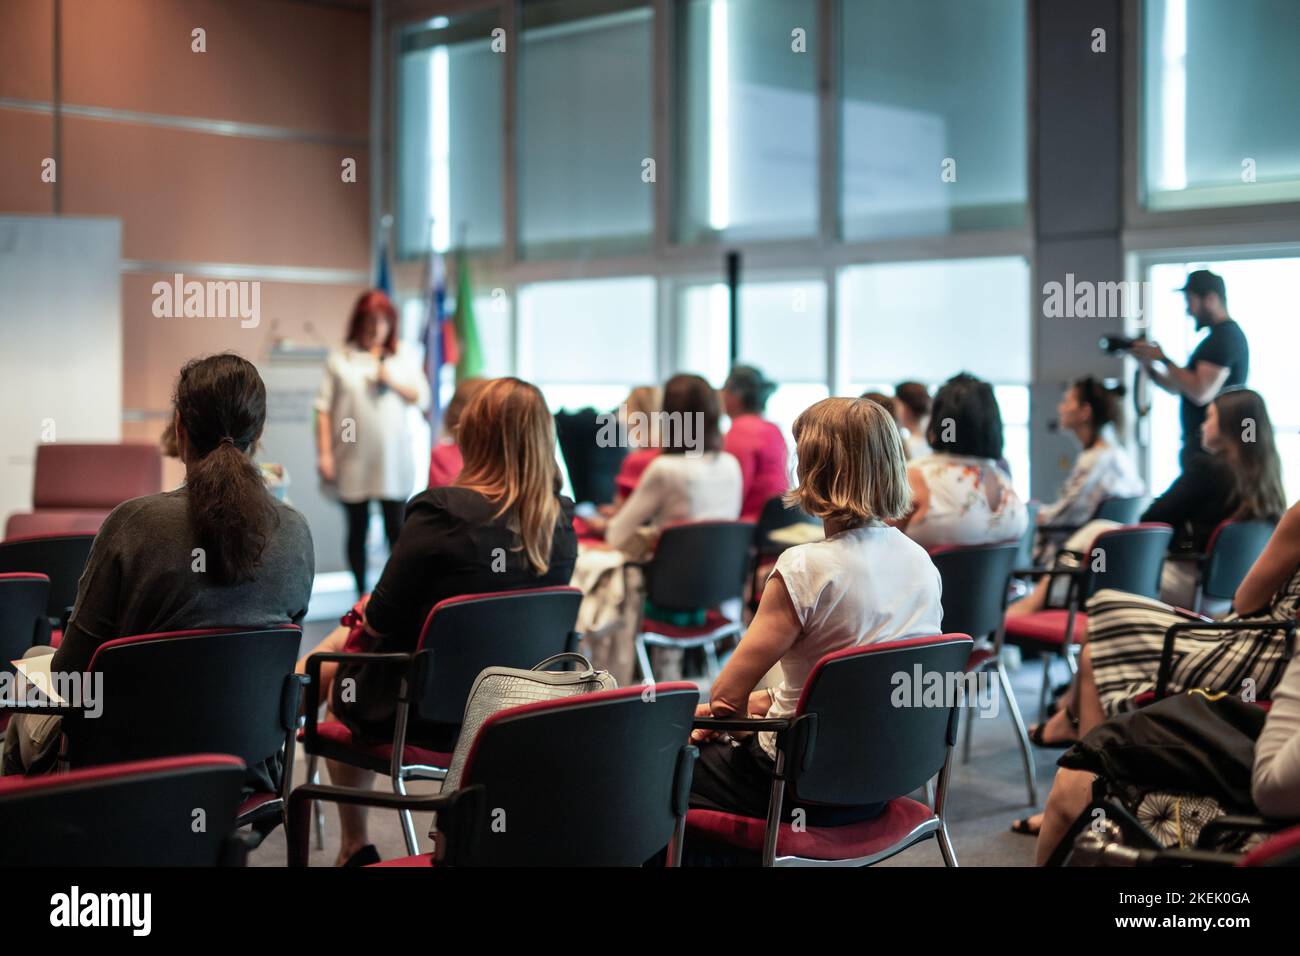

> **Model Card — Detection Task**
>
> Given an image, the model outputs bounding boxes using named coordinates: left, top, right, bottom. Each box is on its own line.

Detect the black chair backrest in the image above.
left=455, top=684, right=698, bottom=865
left=66, top=627, right=302, bottom=769
left=1015, top=501, right=1041, bottom=568
left=555, top=407, right=626, bottom=505
left=930, top=543, right=1019, bottom=639
left=754, top=494, right=817, bottom=544
left=1203, top=520, right=1275, bottom=602
left=1079, top=523, right=1173, bottom=602
left=789, top=635, right=972, bottom=806
left=0, top=573, right=50, bottom=671
left=0, top=533, right=95, bottom=621
left=645, top=521, right=755, bottom=611
left=0, top=754, right=245, bottom=866
left=411, top=587, right=582, bottom=725
left=1093, top=496, right=1146, bottom=525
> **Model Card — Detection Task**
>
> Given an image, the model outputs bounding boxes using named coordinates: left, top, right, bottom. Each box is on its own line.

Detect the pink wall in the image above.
left=0, top=0, right=373, bottom=443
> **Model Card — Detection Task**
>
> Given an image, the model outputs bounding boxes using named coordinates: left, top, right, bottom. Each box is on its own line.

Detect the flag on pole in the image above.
left=375, top=218, right=394, bottom=297
left=421, top=244, right=451, bottom=431
left=453, top=248, right=484, bottom=382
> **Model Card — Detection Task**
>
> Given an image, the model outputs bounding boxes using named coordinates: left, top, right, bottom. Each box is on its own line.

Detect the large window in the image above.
left=676, top=277, right=829, bottom=448
left=517, top=276, right=658, bottom=412
left=396, top=12, right=504, bottom=257
left=1143, top=256, right=1300, bottom=502
left=839, top=0, right=1027, bottom=241
left=840, top=256, right=1032, bottom=495
left=675, top=0, right=819, bottom=243
left=1142, top=0, right=1300, bottom=211
left=519, top=2, right=655, bottom=258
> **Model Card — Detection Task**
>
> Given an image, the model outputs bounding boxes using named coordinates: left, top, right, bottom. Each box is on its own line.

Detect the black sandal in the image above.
left=341, top=844, right=381, bottom=867
left=1010, top=817, right=1041, bottom=836
left=1028, top=707, right=1080, bottom=748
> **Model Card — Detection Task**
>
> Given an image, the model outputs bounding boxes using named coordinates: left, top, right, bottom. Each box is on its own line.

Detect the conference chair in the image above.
left=0, top=754, right=248, bottom=866
left=1191, top=518, right=1276, bottom=614
left=51, top=627, right=305, bottom=849
left=0, top=572, right=51, bottom=661
left=929, top=543, right=1036, bottom=804
left=289, top=683, right=700, bottom=867
left=0, top=573, right=51, bottom=732
left=0, top=532, right=95, bottom=632
left=633, top=520, right=755, bottom=684
left=300, top=586, right=583, bottom=856
left=4, top=442, right=162, bottom=539
left=1005, top=523, right=1174, bottom=721
left=1007, top=501, right=1041, bottom=602
left=683, top=635, right=973, bottom=867
left=1037, top=495, right=1147, bottom=539
left=748, top=494, right=820, bottom=611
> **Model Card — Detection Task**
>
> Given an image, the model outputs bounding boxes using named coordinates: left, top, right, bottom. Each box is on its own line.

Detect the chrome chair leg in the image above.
left=998, top=660, right=1038, bottom=806
left=634, top=635, right=655, bottom=685
left=393, top=773, right=420, bottom=857
left=937, top=822, right=959, bottom=867
left=307, top=754, right=325, bottom=851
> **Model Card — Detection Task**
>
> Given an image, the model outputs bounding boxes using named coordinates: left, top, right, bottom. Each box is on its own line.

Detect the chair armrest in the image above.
left=1038, top=523, right=1083, bottom=536
left=1155, top=619, right=1298, bottom=699
left=692, top=716, right=793, bottom=733
left=302, top=651, right=414, bottom=742
left=287, top=782, right=486, bottom=867
left=1198, top=814, right=1291, bottom=844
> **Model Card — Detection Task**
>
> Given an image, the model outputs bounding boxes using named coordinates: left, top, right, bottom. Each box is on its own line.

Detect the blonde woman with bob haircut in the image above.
left=300, top=377, right=578, bottom=866
left=686, top=398, right=943, bottom=846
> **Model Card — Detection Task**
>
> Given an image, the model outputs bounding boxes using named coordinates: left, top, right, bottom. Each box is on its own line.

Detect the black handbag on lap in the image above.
left=1059, top=690, right=1267, bottom=813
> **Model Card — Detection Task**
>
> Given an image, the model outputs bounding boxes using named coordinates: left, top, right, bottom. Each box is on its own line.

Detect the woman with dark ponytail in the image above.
left=2, top=354, right=314, bottom=782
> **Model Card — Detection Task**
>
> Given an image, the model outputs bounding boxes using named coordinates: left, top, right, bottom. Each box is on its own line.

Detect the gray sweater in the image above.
left=51, top=488, right=314, bottom=676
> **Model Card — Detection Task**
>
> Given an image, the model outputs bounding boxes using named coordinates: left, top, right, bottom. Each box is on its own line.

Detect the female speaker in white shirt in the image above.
left=315, top=290, right=430, bottom=596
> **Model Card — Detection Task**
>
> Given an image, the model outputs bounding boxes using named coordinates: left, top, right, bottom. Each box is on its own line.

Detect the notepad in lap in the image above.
left=11, top=654, right=66, bottom=705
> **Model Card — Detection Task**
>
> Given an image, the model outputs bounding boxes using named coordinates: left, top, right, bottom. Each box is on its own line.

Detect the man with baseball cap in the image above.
left=1129, top=269, right=1248, bottom=468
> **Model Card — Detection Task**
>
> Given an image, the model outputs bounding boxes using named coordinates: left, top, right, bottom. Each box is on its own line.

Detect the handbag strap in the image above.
left=532, top=652, right=594, bottom=673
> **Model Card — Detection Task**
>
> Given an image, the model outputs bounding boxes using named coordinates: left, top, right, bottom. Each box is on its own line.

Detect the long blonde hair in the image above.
left=455, top=377, right=562, bottom=574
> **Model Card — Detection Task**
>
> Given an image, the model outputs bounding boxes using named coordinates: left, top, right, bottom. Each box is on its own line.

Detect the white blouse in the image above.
left=1037, top=439, right=1145, bottom=528
left=315, top=344, right=430, bottom=503
left=606, top=452, right=742, bottom=553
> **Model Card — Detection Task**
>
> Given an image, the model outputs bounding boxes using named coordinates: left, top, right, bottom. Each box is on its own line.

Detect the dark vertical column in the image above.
left=726, top=249, right=741, bottom=365
left=1030, top=0, right=1127, bottom=501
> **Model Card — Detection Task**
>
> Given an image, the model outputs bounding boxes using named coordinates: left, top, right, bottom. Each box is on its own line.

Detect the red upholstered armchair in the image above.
left=4, top=442, right=163, bottom=539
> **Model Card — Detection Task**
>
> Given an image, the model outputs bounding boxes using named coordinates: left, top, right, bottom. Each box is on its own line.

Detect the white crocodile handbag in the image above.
left=440, top=653, right=617, bottom=793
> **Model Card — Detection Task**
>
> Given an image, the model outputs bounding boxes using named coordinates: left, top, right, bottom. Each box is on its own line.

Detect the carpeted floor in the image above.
left=253, top=623, right=1063, bottom=867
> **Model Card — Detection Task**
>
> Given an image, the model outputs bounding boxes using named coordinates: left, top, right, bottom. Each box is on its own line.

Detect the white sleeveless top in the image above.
left=761, top=524, right=943, bottom=757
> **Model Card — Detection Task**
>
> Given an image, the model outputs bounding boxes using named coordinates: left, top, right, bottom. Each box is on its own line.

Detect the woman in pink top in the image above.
left=722, top=365, right=790, bottom=520
left=427, top=377, right=486, bottom=489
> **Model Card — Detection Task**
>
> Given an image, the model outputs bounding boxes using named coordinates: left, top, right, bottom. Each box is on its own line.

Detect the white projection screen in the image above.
left=0, top=216, right=123, bottom=528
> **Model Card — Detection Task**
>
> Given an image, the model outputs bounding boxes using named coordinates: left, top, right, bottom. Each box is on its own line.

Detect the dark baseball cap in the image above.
left=1178, top=269, right=1226, bottom=300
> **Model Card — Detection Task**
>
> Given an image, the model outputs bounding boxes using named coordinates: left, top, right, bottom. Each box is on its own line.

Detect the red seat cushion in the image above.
left=1004, top=610, right=1087, bottom=646
left=369, top=853, right=435, bottom=867
left=237, top=791, right=281, bottom=820
left=686, top=797, right=935, bottom=861
left=300, top=720, right=452, bottom=768
left=1239, top=825, right=1300, bottom=866
left=641, top=609, right=738, bottom=640
left=965, top=646, right=996, bottom=671
left=50, top=628, right=62, bottom=648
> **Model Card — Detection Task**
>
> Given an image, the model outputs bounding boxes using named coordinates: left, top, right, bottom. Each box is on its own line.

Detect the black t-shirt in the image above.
left=334, top=485, right=578, bottom=744
left=1180, top=319, right=1249, bottom=461
left=1141, top=455, right=1237, bottom=553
